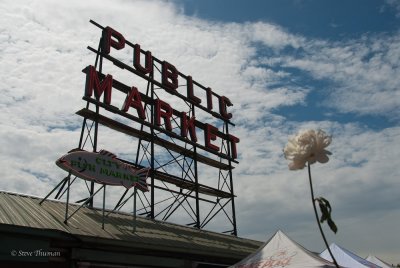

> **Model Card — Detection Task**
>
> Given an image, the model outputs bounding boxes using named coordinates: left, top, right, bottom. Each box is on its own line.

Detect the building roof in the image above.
left=0, top=191, right=261, bottom=262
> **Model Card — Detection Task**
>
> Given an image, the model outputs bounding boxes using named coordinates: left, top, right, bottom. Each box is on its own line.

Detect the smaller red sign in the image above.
left=56, top=149, right=149, bottom=192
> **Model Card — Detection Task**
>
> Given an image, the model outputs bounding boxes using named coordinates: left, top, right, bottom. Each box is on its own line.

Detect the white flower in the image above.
left=283, top=129, right=332, bottom=170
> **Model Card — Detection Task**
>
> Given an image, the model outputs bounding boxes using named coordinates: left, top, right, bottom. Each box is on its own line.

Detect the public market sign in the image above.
left=56, top=149, right=149, bottom=192
left=84, top=25, right=240, bottom=160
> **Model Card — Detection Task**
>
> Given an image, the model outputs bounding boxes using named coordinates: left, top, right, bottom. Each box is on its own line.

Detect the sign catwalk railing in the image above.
left=40, top=19, right=240, bottom=235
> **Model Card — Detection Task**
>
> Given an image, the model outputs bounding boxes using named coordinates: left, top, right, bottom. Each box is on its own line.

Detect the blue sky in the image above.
left=181, top=0, right=399, bottom=130
left=0, top=0, right=399, bottom=265
left=183, top=0, right=398, bottom=38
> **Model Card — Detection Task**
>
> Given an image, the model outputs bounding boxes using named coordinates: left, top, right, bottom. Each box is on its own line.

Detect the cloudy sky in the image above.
left=1, top=0, right=399, bottom=265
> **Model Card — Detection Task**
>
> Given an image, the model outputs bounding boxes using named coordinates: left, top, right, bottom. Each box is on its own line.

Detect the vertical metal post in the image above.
left=89, top=184, right=95, bottom=208
left=192, top=104, right=200, bottom=229
left=133, top=187, right=137, bottom=232
left=64, top=174, right=71, bottom=224
left=89, top=37, right=103, bottom=208
left=134, top=79, right=152, bottom=167
left=102, top=184, right=106, bottom=229
left=89, top=104, right=99, bottom=208
left=150, top=74, right=155, bottom=219
left=225, top=122, right=237, bottom=236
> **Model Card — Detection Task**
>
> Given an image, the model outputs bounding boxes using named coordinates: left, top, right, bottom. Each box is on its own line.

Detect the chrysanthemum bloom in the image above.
left=283, top=129, right=332, bottom=170
left=283, top=129, right=339, bottom=267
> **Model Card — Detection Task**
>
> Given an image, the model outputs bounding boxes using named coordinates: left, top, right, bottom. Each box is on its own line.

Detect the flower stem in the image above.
left=307, top=162, right=339, bottom=268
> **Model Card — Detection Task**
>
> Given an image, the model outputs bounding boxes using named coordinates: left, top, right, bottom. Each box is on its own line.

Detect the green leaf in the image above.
left=318, top=201, right=329, bottom=222
left=327, top=218, right=338, bottom=234
left=314, top=197, right=338, bottom=234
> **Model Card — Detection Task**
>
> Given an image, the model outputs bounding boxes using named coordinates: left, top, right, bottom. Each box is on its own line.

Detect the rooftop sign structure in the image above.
left=42, top=20, right=240, bottom=235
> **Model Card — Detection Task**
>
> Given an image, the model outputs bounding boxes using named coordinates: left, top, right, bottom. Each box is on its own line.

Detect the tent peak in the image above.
left=230, top=230, right=336, bottom=267
left=321, top=243, right=381, bottom=268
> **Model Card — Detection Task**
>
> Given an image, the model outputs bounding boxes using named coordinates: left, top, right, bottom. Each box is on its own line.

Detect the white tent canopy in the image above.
left=230, top=230, right=336, bottom=268
left=366, top=255, right=392, bottom=268
left=320, top=244, right=381, bottom=268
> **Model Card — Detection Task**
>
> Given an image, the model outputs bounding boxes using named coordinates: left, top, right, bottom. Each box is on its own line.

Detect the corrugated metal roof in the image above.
left=0, top=191, right=261, bottom=259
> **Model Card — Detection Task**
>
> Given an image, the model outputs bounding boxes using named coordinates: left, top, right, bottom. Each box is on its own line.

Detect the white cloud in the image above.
left=250, top=22, right=305, bottom=49
left=384, top=0, right=400, bottom=17
left=0, top=0, right=399, bottom=264
left=275, top=35, right=400, bottom=119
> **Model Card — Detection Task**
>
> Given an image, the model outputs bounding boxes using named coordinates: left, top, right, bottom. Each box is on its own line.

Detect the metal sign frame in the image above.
left=41, top=20, right=239, bottom=235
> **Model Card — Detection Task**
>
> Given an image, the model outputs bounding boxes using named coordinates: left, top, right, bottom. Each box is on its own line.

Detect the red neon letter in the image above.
left=204, top=124, right=219, bottom=152
left=102, top=26, right=126, bottom=55
left=162, top=61, right=178, bottom=92
left=228, top=134, right=240, bottom=159
left=186, top=76, right=201, bottom=104
left=134, top=44, right=153, bottom=74
left=121, top=86, right=146, bottom=120
left=85, top=66, right=113, bottom=104
left=181, top=113, right=197, bottom=142
left=206, top=87, right=213, bottom=111
left=155, top=99, right=173, bottom=132
left=219, top=96, right=233, bottom=120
